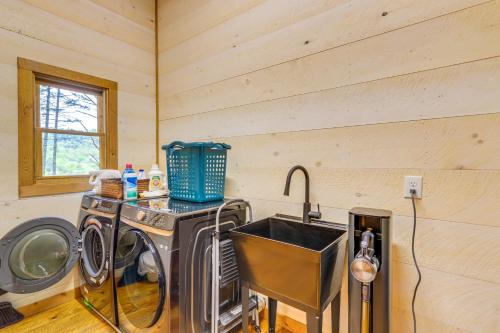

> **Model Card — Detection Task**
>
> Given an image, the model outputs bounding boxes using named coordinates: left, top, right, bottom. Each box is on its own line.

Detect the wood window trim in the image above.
left=18, top=58, right=118, bottom=198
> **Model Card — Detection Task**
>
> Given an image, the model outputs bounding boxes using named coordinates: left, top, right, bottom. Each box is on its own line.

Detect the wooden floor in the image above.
left=1, top=300, right=299, bottom=333
left=1, top=300, right=114, bottom=333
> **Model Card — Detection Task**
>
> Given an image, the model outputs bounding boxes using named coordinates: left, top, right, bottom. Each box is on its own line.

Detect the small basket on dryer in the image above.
left=100, top=178, right=123, bottom=199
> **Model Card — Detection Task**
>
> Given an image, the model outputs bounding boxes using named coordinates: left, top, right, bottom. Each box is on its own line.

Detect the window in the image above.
left=18, top=58, right=117, bottom=197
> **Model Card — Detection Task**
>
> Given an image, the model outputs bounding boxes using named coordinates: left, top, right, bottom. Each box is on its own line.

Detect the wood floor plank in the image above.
left=2, top=299, right=296, bottom=333
left=1, top=300, right=113, bottom=333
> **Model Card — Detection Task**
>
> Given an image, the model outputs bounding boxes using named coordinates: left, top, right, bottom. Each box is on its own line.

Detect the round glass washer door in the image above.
left=80, top=221, right=107, bottom=287
left=115, top=229, right=165, bottom=329
left=9, top=229, right=70, bottom=281
left=0, top=217, right=80, bottom=294
left=114, top=227, right=144, bottom=270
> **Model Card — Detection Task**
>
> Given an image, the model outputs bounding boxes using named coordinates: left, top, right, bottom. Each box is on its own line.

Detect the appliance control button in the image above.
left=91, top=200, right=99, bottom=209
left=136, top=210, right=146, bottom=221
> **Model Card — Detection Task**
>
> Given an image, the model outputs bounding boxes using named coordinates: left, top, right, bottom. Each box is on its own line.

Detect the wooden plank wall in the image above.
left=0, top=0, right=156, bottom=308
left=158, top=1, right=500, bottom=332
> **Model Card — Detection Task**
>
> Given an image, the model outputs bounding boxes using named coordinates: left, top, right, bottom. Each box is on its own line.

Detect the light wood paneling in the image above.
left=0, top=1, right=154, bottom=75
left=23, top=0, right=155, bottom=53
left=162, top=113, right=500, bottom=170
left=0, top=29, right=154, bottom=97
left=158, top=0, right=266, bottom=53
left=391, top=307, right=471, bottom=333
left=393, top=215, right=500, bottom=285
left=158, top=0, right=341, bottom=73
left=90, top=0, right=156, bottom=31
left=227, top=166, right=500, bottom=227
left=118, top=91, right=157, bottom=170
left=160, top=1, right=500, bottom=117
left=159, top=0, right=488, bottom=95
left=394, top=262, right=500, bottom=333
left=0, top=194, right=82, bottom=235
left=159, top=57, right=500, bottom=133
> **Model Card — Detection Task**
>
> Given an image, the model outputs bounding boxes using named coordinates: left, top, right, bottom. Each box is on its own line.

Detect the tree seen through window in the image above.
left=38, top=84, right=101, bottom=176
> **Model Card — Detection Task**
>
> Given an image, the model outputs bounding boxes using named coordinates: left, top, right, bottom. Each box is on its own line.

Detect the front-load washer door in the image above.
left=0, top=217, right=80, bottom=294
left=115, top=227, right=166, bottom=331
left=79, top=216, right=110, bottom=289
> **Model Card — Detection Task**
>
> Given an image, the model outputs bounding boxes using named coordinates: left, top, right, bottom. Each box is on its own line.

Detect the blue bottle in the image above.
left=122, top=163, right=137, bottom=200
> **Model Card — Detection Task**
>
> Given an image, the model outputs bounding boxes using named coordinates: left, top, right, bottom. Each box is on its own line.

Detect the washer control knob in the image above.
left=136, top=210, right=146, bottom=221
left=91, top=200, right=99, bottom=209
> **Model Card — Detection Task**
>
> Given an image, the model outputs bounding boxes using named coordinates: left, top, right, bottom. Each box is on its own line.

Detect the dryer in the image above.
left=115, top=197, right=250, bottom=333
left=0, top=193, right=122, bottom=329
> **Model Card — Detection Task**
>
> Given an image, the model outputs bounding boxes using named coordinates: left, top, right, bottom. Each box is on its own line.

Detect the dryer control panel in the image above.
left=120, top=203, right=175, bottom=231
left=81, top=194, right=120, bottom=214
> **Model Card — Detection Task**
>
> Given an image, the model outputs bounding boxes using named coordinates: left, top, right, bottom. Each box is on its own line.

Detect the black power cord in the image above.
left=410, top=189, right=421, bottom=333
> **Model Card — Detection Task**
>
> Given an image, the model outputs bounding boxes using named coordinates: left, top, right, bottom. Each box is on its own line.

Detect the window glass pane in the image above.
left=42, top=133, right=100, bottom=176
left=39, top=84, right=99, bottom=133
left=9, top=229, right=69, bottom=280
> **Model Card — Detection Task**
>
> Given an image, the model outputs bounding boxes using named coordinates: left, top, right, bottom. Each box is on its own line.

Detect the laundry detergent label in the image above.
left=150, top=175, right=162, bottom=190
left=124, top=177, right=137, bottom=199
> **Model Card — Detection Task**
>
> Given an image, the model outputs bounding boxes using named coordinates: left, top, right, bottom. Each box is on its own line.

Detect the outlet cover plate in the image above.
left=404, top=176, right=423, bottom=199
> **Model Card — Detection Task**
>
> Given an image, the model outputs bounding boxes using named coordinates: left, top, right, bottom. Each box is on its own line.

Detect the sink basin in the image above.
left=230, top=215, right=347, bottom=315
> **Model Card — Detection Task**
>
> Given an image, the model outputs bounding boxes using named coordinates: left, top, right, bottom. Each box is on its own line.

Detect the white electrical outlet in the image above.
left=404, top=176, right=423, bottom=199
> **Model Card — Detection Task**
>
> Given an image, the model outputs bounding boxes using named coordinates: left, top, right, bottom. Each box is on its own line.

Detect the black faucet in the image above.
left=283, top=165, right=321, bottom=223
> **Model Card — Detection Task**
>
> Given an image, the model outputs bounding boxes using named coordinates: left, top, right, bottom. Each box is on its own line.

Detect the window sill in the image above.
left=19, top=181, right=91, bottom=198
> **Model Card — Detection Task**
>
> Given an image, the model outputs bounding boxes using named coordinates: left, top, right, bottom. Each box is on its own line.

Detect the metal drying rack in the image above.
left=211, top=199, right=260, bottom=333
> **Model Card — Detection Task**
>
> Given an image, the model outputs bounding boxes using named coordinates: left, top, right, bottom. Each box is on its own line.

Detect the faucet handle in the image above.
left=308, top=203, right=322, bottom=220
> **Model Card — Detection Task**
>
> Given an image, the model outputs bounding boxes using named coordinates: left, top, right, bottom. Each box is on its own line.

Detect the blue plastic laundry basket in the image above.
left=162, top=141, right=231, bottom=202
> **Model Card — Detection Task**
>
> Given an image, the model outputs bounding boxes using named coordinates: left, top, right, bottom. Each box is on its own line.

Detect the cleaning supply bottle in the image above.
left=122, top=163, right=137, bottom=200
left=137, top=169, right=146, bottom=180
left=148, top=164, right=163, bottom=191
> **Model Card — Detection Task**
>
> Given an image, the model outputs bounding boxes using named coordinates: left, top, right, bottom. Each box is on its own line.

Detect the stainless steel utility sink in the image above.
left=230, top=214, right=347, bottom=315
